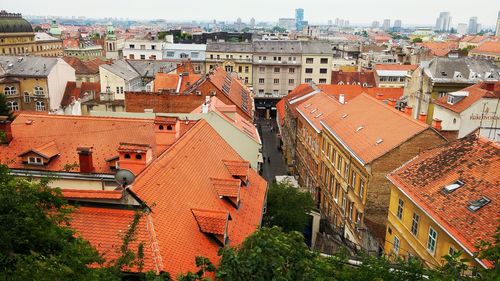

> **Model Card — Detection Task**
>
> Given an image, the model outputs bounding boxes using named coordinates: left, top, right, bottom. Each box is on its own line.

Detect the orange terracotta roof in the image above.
left=207, top=66, right=253, bottom=119
left=223, top=159, right=250, bottom=177
left=62, top=57, right=107, bottom=75
left=470, top=40, right=500, bottom=55
left=19, top=140, right=59, bottom=159
left=418, top=41, right=458, bottom=57
left=460, top=35, right=488, bottom=44
left=61, top=81, right=100, bottom=107
left=434, top=82, right=500, bottom=113
left=118, top=142, right=151, bottom=153
left=331, top=70, right=376, bottom=86
left=154, top=72, right=202, bottom=93
left=317, top=84, right=404, bottom=102
left=276, top=99, right=286, bottom=126
left=0, top=114, right=159, bottom=173
left=296, top=92, right=340, bottom=132
left=131, top=120, right=267, bottom=276
left=68, top=206, right=160, bottom=272
left=191, top=96, right=261, bottom=144
left=321, top=93, right=429, bottom=164
left=374, top=64, right=418, bottom=71
left=62, top=189, right=123, bottom=200
left=387, top=136, right=499, bottom=268
left=191, top=208, right=229, bottom=235
left=211, top=178, right=241, bottom=198
left=283, top=84, right=317, bottom=118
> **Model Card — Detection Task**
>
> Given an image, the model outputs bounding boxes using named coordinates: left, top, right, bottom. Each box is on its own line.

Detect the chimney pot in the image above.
left=376, top=93, right=384, bottom=100
left=77, top=146, right=94, bottom=173
left=432, top=118, right=442, bottom=131
left=388, top=99, right=397, bottom=107
left=339, top=94, right=345, bottom=104
left=418, top=113, right=427, bottom=122
left=404, top=106, right=413, bottom=117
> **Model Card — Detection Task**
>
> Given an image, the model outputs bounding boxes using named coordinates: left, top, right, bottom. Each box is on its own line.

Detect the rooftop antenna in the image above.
left=115, top=169, right=135, bottom=188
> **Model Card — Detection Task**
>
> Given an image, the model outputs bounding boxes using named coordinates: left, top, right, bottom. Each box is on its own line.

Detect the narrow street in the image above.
left=256, top=118, right=288, bottom=183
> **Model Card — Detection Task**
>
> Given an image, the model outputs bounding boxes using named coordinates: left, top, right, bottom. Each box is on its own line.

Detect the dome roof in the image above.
left=0, top=11, right=33, bottom=33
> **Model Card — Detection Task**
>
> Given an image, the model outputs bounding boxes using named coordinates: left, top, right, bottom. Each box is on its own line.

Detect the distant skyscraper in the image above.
left=328, top=19, right=333, bottom=26
left=468, top=17, right=478, bottom=34
left=372, top=21, right=380, bottom=28
left=339, top=19, right=344, bottom=27
left=344, top=20, right=349, bottom=27
left=435, top=12, right=451, bottom=31
left=295, top=8, right=304, bottom=31
left=457, top=23, right=468, bottom=35
left=250, top=17, right=255, bottom=28
left=335, top=18, right=339, bottom=26
left=382, top=19, right=391, bottom=30
left=496, top=11, right=500, bottom=36
left=393, top=20, right=402, bottom=31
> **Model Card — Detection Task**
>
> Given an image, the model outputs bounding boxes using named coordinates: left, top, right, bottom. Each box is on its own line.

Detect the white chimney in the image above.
left=339, top=94, right=345, bottom=104
left=201, top=103, right=209, bottom=113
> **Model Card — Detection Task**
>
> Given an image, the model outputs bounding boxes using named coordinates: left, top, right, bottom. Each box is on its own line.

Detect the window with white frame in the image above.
left=7, top=101, right=19, bottom=111
left=4, top=86, right=16, bottom=95
left=359, top=181, right=364, bottom=199
left=411, top=212, right=420, bottom=236
left=34, top=86, right=44, bottom=96
left=427, top=227, right=438, bottom=254
left=397, top=198, right=404, bottom=220
left=393, top=236, right=400, bottom=254
left=23, top=92, right=30, bottom=103
left=28, top=156, right=43, bottom=165
left=35, top=101, right=45, bottom=111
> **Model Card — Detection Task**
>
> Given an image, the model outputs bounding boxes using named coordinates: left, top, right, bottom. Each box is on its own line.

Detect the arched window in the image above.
left=167, top=125, right=173, bottom=131
left=4, top=86, right=16, bottom=95
left=124, top=153, right=131, bottom=159
left=35, top=101, right=45, bottom=111
left=34, top=86, right=44, bottom=96
left=135, top=154, right=142, bottom=160
left=7, top=101, right=19, bottom=111
left=158, top=125, right=164, bottom=130
left=23, top=92, right=30, bottom=103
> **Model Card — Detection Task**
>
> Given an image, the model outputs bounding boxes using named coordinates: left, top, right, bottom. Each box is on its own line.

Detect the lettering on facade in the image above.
left=469, top=114, right=500, bottom=121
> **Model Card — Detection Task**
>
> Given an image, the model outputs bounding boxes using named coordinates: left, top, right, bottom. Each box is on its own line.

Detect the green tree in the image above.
left=412, top=37, right=423, bottom=43
left=0, top=93, right=13, bottom=120
left=177, top=256, right=215, bottom=281
left=216, top=227, right=336, bottom=281
left=271, top=26, right=287, bottom=33
left=474, top=223, right=500, bottom=280
left=263, top=181, right=315, bottom=232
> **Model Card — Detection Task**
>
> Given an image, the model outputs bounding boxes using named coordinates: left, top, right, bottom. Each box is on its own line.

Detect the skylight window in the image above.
left=341, top=114, right=348, bottom=119
left=467, top=196, right=491, bottom=212
left=356, top=126, right=364, bottom=132
left=310, top=108, right=317, bottom=114
left=443, top=179, right=464, bottom=194
left=375, top=139, right=383, bottom=145
left=304, top=103, right=312, bottom=108
left=315, top=113, right=323, bottom=118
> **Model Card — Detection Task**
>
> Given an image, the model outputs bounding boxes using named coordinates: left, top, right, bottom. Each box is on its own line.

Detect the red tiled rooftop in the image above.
left=131, top=120, right=267, bottom=276
left=0, top=114, right=159, bottom=173
left=331, top=70, right=376, bottom=87
left=191, top=209, right=229, bottom=235
left=211, top=178, right=241, bottom=198
left=68, top=206, right=160, bottom=272
left=374, top=64, right=418, bottom=71
left=19, top=140, right=59, bottom=159
left=296, top=92, right=340, bottom=132
left=321, top=93, right=429, bottom=164
left=62, top=189, right=123, bottom=200
left=317, top=84, right=404, bottom=102
left=154, top=72, right=201, bottom=93
left=434, top=82, right=500, bottom=113
left=471, top=40, right=500, bottom=55
left=388, top=136, right=499, bottom=268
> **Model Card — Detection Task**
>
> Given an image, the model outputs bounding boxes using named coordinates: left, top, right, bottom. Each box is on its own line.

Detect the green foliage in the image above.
left=271, top=26, right=287, bottom=33
left=263, top=181, right=315, bottom=232
left=34, top=25, right=43, bottom=32
left=216, top=227, right=335, bottom=281
left=177, top=256, right=215, bottom=281
left=0, top=93, right=13, bottom=120
left=474, top=223, right=500, bottom=280
left=412, top=37, right=423, bottom=43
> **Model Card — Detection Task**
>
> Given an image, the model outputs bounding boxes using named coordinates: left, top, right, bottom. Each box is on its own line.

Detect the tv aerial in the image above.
left=115, top=169, right=136, bottom=188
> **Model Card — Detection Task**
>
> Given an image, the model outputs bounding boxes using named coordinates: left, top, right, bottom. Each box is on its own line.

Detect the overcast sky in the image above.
left=5, top=0, right=499, bottom=27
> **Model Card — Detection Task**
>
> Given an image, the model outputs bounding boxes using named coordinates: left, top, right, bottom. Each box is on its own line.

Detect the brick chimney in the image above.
left=376, top=93, right=384, bottom=100
left=77, top=146, right=94, bottom=173
left=418, top=113, right=427, bottom=122
left=0, top=116, right=13, bottom=144
left=154, top=116, right=180, bottom=153
left=388, top=99, right=396, bottom=107
left=404, top=106, right=413, bottom=117
left=432, top=118, right=442, bottom=131
left=117, top=143, right=153, bottom=176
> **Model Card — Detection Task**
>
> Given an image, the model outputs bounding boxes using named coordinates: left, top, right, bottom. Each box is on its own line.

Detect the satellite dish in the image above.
left=115, top=169, right=136, bottom=187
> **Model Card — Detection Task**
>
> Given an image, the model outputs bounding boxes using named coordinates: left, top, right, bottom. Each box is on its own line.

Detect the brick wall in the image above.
left=364, top=128, right=447, bottom=242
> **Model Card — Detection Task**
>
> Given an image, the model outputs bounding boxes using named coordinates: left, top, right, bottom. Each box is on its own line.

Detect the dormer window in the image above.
left=223, top=160, right=250, bottom=186
left=191, top=208, right=231, bottom=246
left=453, top=71, right=462, bottom=79
left=124, top=153, right=131, bottom=159
left=28, top=156, right=43, bottom=165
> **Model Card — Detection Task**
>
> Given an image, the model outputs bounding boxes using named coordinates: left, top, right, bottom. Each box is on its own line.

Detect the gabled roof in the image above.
left=62, top=57, right=107, bottom=75
left=0, top=114, right=158, bottom=173
left=434, top=82, right=500, bottom=113
left=131, top=120, right=267, bottom=276
left=210, top=178, right=241, bottom=199
left=19, top=140, right=59, bottom=159
left=0, top=56, right=58, bottom=77
left=191, top=208, right=230, bottom=235
left=281, top=84, right=317, bottom=119
left=317, top=84, right=404, bottom=102
left=154, top=72, right=201, bottom=93
left=321, top=94, right=429, bottom=164
left=100, top=60, right=140, bottom=81
left=207, top=66, right=253, bottom=119
left=223, top=159, right=250, bottom=178
left=387, top=135, right=499, bottom=268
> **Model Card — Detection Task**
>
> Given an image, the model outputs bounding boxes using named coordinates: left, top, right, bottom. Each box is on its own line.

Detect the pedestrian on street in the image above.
left=263, top=156, right=266, bottom=162
left=267, top=157, right=270, bottom=163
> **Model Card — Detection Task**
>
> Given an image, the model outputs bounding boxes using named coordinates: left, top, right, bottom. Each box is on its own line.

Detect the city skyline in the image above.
left=5, top=0, right=499, bottom=27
